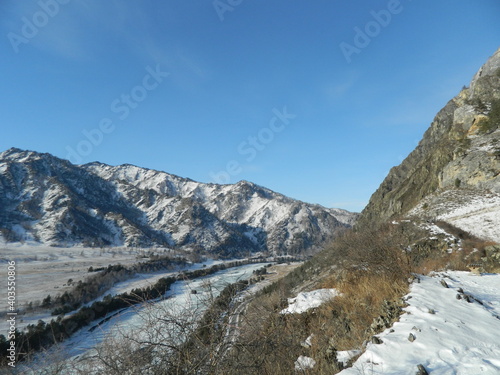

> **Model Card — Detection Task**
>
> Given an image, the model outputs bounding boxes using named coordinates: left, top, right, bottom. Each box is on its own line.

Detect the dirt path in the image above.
left=220, top=262, right=303, bottom=356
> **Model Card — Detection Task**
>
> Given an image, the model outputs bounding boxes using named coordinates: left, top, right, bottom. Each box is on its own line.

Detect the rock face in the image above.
left=358, top=48, right=500, bottom=229
left=0, top=148, right=357, bottom=256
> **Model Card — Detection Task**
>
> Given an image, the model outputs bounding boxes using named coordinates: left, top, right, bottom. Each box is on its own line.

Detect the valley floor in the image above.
left=339, top=271, right=500, bottom=375
left=0, top=245, right=194, bottom=334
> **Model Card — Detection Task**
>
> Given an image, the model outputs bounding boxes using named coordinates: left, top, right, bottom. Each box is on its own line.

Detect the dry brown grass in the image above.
left=218, top=222, right=419, bottom=374
left=305, top=272, right=408, bottom=373
left=414, top=238, right=500, bottom=275
left=175, top=260, right=417, bottom=374
left=413, top=249, right=469, bottom=274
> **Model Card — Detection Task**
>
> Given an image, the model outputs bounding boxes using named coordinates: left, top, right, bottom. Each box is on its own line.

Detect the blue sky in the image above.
left=1, top=1, right=499, bottom=212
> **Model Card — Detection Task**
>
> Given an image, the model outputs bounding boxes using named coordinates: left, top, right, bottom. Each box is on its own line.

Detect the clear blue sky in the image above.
left=1, top=1, right=499, bottom=212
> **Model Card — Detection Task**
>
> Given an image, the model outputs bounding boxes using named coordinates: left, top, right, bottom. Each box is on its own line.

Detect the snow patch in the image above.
left=337, top=350, right=362, bottom=367
left=438, top=195, right=500, bottom=243
left=409, top=190, right=500, bottom=243
left=281, top=289, right=340, bottom=314
left=295, top=356, right=316, bottom=371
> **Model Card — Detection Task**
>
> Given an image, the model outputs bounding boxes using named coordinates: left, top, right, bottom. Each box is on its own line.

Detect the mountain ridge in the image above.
left=0, top=147, right=357, bottom=256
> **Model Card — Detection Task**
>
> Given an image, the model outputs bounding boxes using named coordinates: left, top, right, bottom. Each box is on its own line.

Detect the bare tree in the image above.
left=60, top=278, right=242, bottom=375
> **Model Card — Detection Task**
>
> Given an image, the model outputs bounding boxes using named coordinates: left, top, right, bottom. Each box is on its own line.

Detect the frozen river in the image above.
left=18, top=262, right=267, bottom=374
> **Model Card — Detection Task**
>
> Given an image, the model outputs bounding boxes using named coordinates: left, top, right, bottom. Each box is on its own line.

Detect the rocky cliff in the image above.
left=358, top=47, right=500, bottom=232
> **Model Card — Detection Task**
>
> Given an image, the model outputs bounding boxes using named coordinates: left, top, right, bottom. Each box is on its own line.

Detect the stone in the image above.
left=470, top=48, right=500, bottom=93
left=454, top=104, right=476, bottom=131
left=371, top=336, right=383, bottom=344
left=485, top=245, right=500, bottom=263
left=416, top=364, right=429, bottom=375
left=408, top=333, right=416, bottom=342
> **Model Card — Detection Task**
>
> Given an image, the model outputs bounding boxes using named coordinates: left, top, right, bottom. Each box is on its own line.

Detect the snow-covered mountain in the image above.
left=0, top=148, right=356, bottom=256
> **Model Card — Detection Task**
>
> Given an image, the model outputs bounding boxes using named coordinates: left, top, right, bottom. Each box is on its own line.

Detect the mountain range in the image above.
left=0, top=148, right=356, bottom=256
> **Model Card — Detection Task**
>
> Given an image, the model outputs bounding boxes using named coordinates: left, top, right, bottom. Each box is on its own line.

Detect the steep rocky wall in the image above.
left=358, top=48, right=500, bottom=227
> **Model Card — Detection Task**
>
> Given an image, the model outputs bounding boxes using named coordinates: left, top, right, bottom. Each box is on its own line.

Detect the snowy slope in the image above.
left=437, top=195, right=500, bottom=243
left=340, top=271, right=500, bottom=375
left=409, top=189, right=500, bottom=242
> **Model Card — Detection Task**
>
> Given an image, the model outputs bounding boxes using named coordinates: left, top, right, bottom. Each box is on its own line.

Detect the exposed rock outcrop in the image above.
left=359, top=47, right=500, bottom=228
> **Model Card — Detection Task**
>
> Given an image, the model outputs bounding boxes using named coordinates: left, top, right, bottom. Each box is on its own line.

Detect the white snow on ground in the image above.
left=98, top=259, right=222, bottom=298
left=337, top=350, right=362, bottom=367
left=281, top=289, right=339, bottom=314
left=438, top=203, right=500, bottom=242
left=0, top=246, right=143, bottom=311
left=437, top=194, right=500, bottom=243
left=339, top=271, right=500, bottom=375
left=409, top=189, right=500, bottom=243
left=294, top=355, right=316, bottom=371
left=0, top=245, right=219, bottom=335
left=420, top=222, right=456, bottom=242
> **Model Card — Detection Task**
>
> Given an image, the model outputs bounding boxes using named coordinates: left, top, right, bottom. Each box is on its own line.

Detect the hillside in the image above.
left=358, top=48, right=500, bottom=233
left=0, top=148, right=356, bottom=256
left=199, top=47, right=500, bottom=374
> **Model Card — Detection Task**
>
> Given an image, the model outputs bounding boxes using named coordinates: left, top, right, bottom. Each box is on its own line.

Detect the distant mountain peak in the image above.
left=1, top=147, right=34, bottom=159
